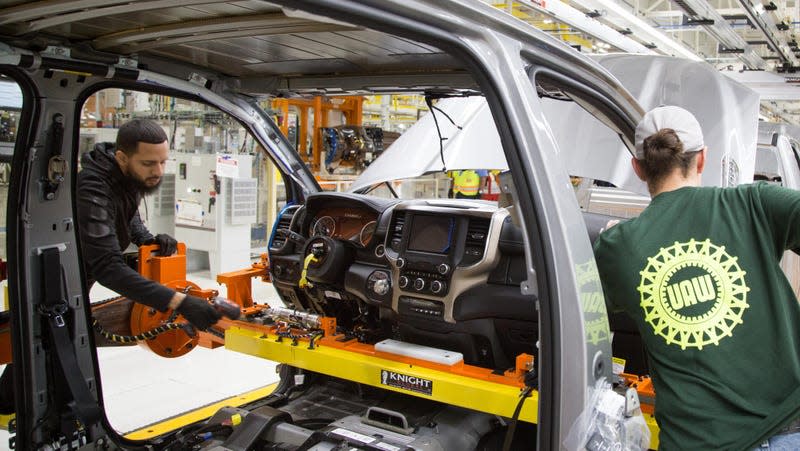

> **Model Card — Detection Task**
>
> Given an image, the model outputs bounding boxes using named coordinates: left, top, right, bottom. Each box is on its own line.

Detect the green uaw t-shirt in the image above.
left=594, top=183, right=800, bottom=450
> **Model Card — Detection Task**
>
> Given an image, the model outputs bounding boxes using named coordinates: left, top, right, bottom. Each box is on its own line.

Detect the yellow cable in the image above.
left=299, top=253, right=318, bottom=288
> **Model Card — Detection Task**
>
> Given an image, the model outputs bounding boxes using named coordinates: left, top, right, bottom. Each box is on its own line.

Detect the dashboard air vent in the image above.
left=269, top=205, right=300, bottom=251
left=462, top=217, right=491, bottom=265
left=389, top=211, right=406, bottom=250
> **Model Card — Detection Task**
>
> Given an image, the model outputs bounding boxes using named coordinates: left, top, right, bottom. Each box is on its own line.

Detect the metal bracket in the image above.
left=189, top=73, right=209, bottom=88
left=28, top=146, right=38, bottom=164
left=38, top=302, right=67, bottom=327
left=0, top=42, right=12, bottom=56
left=47, top=155, right=66, bottom=184
left=623, top=387, right=641, bottom=417
left=521, top=277, right=538, bottom=295
left=116, top=57, right=138, bottom=68
left=41, top=46, right=70, bottom=59
left=42, top=113, right=65, bottom=200
left=35, top=243, right=67, bottom=255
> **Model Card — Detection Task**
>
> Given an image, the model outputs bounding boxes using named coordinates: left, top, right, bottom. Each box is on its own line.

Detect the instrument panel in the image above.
left=309, top=207, right=379, bottom=247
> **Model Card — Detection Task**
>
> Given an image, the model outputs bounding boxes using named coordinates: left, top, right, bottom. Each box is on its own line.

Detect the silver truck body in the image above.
left=0, top=1, right=656, bottom=449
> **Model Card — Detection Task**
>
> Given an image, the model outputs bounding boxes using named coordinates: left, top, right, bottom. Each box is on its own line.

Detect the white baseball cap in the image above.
left=634, top=106, right=705, bottom=159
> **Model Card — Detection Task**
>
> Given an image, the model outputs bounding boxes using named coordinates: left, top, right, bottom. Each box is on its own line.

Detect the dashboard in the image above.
left=268, top=192, right=514, bottom=323
left=266, top=192, right=535, bottom=370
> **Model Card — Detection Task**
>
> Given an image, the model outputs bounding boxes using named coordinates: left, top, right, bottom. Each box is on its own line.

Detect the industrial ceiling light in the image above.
left=513, top=0, right=655, bottom=54
left=737, top=0, right=799, bottom=66
left=669, top=0, right=765, bottom=68
left=569, top=0, right=704, bottom=60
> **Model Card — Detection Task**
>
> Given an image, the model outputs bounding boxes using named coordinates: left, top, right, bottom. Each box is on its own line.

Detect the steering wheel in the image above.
left=302, top=235, right=353, bottom=285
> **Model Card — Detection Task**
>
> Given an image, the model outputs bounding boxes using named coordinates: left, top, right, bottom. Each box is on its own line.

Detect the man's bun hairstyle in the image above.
left=116, top=119, right=168, bottom=156
left=639, top=128, right=697, bottom=183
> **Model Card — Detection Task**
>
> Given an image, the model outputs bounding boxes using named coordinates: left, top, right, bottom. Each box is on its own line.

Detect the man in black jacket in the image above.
left=0, top=119, right=221, bottom=415
left=77, top=119, right=221, bottom=329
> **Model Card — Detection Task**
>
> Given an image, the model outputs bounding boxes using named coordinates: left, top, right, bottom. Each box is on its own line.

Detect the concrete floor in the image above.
left=0, top=271, right=283, bottom=450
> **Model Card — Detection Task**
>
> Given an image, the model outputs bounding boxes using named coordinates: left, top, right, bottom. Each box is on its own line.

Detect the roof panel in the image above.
left=143, top=44, right=360, bottom=77
left=0, top=2, right=282, bottom=37
left=182, top=1, right=265, bottom=16
left=144, top=46, right=251, bottom=76
left=241, top=58, right=364, bottom=76
left=181, top=38, right=324, bottom=65
left=0, top=2, right=462, bottom=81
left=342, top=30, right=441, bottom=54
left=290, top=31, right=428, bottom=58
left=205, top=37, right=324, bottom=62
left=249, top=31, right=442, bottom=62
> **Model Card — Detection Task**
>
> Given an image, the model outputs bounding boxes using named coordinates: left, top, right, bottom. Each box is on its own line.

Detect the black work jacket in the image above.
left=77, top=143, right=174, bottom=311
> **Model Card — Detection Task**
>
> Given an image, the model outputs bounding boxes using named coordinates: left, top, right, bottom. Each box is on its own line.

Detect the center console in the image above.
left=392, top=213, right=456, bottom=321
left=395, top=214, right=456, bottom=297
left=385, top=203, right=503, bottom=323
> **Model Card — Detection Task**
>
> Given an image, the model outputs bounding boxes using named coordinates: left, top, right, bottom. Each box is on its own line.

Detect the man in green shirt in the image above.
left=594, top=106, right=800, bottom=450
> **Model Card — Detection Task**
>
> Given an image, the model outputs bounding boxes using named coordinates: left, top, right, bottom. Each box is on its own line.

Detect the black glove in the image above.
left=146, top=233, right=178, bottom=256
left=176, top=295, right=222, bottom=331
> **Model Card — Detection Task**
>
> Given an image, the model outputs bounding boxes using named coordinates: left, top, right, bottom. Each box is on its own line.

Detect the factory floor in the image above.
left=0, top=270, right=282, bottom=450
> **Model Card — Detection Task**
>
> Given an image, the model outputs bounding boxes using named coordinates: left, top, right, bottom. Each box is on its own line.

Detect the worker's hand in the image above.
left=176, top=295, right=222, bottom=330
left=601, top=219, right=620, bottom=233
left=147, top=233, right=178, bottom=256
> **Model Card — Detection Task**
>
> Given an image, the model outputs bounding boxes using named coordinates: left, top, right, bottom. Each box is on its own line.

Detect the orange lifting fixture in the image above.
left=130, top=244, right=219, bottom=357
left=130, top=245, right=272, bottom=354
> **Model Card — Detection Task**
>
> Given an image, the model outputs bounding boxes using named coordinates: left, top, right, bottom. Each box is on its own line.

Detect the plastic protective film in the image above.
left=563, top=379, right=650, bottom=451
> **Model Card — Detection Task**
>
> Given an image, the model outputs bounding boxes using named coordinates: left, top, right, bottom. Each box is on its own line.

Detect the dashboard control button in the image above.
left=431, top=280, right=446, bottom=294
left=413, top=278, right=425, bottom=291
left=367, top=271, right=391, bottom=297
left=396, top=258, right=406, bottom=269
left=373, top=278, right=390, bottom=296
left=437, top=263, right=450, bottom=275
left=398, top=276, right=409, bottom=289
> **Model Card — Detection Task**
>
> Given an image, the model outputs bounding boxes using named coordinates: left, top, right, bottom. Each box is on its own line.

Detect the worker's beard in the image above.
left=124, top=171, right=162, bottom=195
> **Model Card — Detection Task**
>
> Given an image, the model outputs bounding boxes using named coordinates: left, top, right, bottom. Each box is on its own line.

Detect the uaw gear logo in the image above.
left=637, top=239, right=750, bottom=350
left=576, top=260, right=611, bottom=346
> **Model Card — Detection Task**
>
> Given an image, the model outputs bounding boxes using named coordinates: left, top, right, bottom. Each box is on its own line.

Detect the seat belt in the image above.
left=39, top=247, right=102, bottom=427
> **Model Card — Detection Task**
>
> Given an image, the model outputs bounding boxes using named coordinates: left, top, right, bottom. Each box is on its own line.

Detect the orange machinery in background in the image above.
left=271, top=96, right=364, bottom=172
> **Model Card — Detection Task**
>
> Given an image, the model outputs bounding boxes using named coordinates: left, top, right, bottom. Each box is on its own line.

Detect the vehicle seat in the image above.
left=609, top=312, right=649, bottom=375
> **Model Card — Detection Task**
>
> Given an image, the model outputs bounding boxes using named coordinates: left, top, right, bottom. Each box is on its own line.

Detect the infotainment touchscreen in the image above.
left=407, top=215, right=454, bottom=254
